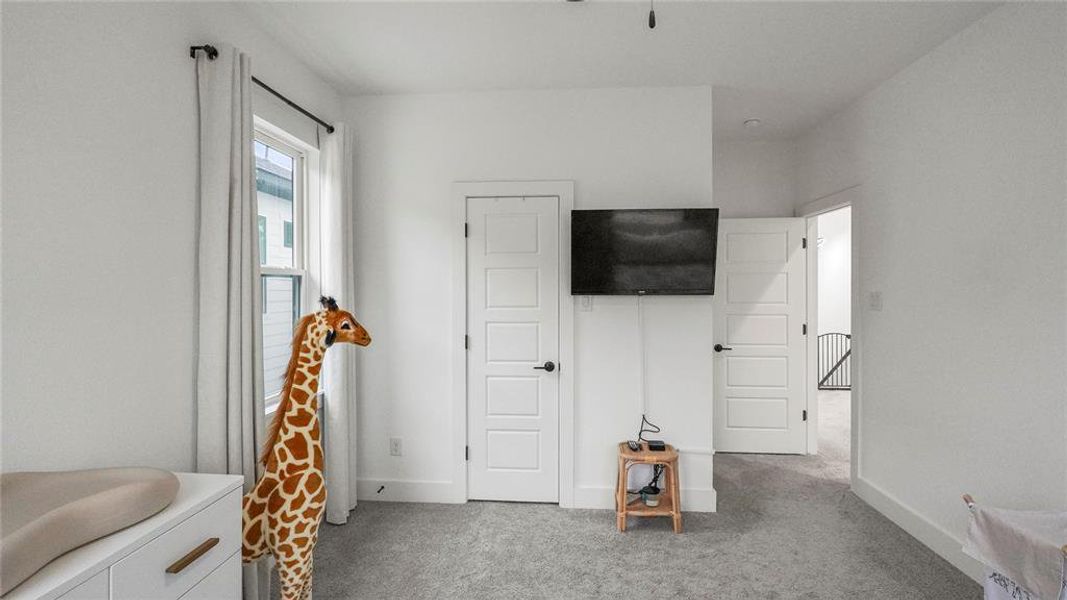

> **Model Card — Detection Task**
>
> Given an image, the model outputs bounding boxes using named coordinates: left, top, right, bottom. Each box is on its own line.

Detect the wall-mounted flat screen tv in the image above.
left=571, top=208, right=719, bottom=295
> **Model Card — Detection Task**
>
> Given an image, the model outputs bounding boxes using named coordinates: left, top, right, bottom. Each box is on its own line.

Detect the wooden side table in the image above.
left=615, top=442, right=682, bottom=533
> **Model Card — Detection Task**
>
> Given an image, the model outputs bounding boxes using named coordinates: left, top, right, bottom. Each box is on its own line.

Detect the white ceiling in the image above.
left=242, top=1, right=996, bottom=140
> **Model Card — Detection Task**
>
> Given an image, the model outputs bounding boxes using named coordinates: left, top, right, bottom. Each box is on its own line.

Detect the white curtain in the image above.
left=193, top=44, right=270, bottom=600
left=319, top=123, right=359, bottom=525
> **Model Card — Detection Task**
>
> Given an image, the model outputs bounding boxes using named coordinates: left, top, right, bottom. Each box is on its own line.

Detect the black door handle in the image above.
left=713, top=344, right=733, bottom=353
left=534, top=361, right=556, bottom=372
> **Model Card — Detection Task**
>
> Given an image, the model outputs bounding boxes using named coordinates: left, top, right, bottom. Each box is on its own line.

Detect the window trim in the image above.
left=254, top=117, right=322, bottom=414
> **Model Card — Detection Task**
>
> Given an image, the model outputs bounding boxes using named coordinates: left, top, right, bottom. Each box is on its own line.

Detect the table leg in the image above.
left=669, top=461, right=682, bottom=533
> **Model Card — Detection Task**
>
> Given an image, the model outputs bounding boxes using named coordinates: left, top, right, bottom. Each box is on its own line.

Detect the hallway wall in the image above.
left=817, top=206, right=851, bottom=336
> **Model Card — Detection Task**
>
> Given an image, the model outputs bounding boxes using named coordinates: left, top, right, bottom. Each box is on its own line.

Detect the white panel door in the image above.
left=467, top=196, right=560, bottom=502
left=713, top=218, right=807, bottom=454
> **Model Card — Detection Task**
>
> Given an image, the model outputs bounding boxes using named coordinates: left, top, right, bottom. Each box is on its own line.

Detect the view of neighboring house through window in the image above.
left=255, top=133, right=305, bottom=410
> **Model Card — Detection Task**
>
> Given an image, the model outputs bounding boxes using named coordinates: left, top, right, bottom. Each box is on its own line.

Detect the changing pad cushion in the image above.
left=1, top=467, right=179, bottom=595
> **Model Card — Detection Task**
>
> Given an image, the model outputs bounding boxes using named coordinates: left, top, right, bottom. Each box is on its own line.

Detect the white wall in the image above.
left=713, top=140, right=797, bottom=218
left=795, top=4, right=1066, bottom=579
left=345, top=87, right=718, bottom=509
left=1, top=2, right=342, bottom=472
left=816, top=206, right=851, bottom=336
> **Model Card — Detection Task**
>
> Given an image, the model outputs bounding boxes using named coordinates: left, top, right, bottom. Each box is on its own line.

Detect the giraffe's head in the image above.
left=318, top=296, right=372, bottom=348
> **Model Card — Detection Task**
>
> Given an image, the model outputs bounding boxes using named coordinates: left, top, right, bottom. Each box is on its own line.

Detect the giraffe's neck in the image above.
left=286, top=343, right=323, bottom=417
left=271, top=314, right=328, bottom=473
left=285, top=322, right=325, bottom=423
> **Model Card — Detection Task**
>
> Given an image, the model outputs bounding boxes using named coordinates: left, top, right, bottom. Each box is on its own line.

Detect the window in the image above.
left=255, top=131, right=306, bottom=410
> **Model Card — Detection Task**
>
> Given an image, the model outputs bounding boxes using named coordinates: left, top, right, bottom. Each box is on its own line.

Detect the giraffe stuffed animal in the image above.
left=242, top=296, right=371, bottom=600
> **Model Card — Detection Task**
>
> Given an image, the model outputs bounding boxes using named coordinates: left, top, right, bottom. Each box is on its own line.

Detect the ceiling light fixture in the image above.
left=743, top=118, right=763, bottom=129
left=648, top=0, right=656, bottom=29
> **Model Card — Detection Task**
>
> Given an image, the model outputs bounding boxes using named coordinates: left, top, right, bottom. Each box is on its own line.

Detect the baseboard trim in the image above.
left=356, top=478, right=464, bottom=504
left=573, top=485, right=717, bottom=512
left=355, top=478, right=718, bottom=512
left=852, top=476, right=983, bottom=583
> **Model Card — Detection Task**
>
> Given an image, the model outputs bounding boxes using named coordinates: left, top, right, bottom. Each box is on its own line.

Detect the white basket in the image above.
left=963, top=495, right=1067, bottom=600
left=983, top=568, right=1066, bottom=600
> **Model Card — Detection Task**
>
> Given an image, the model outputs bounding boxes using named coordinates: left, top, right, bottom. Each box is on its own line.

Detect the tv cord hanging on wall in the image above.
left=637, top=414, right=661, bottom=443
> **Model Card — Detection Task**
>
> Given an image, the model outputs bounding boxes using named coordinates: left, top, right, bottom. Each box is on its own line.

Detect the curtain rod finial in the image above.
left=190, top=45, right=219, bottom=60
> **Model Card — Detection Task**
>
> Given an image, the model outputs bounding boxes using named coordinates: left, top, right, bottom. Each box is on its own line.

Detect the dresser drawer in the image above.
left=178, top=552, right=240, bottom=600
left=55, top=570, right=108, bottom=600
left=110, top=488, right=241, bottom=599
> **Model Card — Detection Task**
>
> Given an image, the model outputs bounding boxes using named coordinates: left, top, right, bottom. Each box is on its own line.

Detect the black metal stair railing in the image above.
left=817, top=333, right=851, bottom=390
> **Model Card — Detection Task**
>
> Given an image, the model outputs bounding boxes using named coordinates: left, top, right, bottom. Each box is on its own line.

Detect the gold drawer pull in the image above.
left=165, top=537, right=220, bottom=574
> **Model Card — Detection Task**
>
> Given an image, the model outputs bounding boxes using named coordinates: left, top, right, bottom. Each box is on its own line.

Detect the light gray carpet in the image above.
left=304, top=391, right=979, bottom=599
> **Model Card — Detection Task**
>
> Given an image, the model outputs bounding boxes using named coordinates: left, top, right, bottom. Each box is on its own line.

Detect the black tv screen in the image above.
left=571, top=208, right=719, bottom=295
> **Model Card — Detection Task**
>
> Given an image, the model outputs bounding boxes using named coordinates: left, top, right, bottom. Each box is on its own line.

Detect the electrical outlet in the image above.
left=579, top=295, right=594, bottom=312
left=868, top=291, right=884, bottom=311
left=389, top=438, right=402, bottom=457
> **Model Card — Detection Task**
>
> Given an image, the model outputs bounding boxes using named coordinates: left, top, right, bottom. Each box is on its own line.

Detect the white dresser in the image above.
left=5, top=473, right=244, bottom=600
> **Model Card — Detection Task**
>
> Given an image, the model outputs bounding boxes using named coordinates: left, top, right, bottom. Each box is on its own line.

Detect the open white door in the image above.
left=713, top=218, right=808, bottom=454
left=467, top=196, right=560, bottom=502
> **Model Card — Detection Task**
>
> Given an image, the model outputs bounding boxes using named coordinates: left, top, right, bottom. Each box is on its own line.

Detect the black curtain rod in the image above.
left=190, top=44, right=335, bottom=134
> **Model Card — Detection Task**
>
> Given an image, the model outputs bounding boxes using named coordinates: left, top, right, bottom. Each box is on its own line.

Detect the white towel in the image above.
left=963, top=505, right=1067, bottom=600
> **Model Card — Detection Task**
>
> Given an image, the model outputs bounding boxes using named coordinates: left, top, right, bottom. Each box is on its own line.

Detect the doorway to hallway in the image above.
left=814, top=205, right=852, bottom=464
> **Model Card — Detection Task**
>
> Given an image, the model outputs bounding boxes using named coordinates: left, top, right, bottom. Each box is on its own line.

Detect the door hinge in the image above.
left=465, top=445, right=470, bottom=461
left=802, top=323, right=808, bottom=335
left=464, top=223, right=469, bottom=238
left=802, top=237, right=807, bottom=249
left=802, top=409, right=808, bottom=421
left=464, top=335, right=470, bottom=350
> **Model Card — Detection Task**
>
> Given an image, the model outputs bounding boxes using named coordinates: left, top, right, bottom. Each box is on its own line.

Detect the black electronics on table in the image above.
left=571, top=208, right=719, bottom=296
